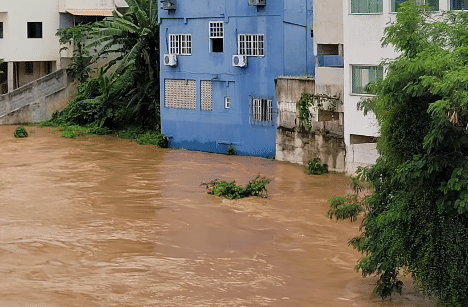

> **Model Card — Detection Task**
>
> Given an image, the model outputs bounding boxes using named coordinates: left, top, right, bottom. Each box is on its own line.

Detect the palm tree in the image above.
left=87, top=0, right=160, bottom=128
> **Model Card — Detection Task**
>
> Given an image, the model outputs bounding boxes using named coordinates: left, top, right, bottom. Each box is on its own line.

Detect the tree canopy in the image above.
left=329, top=1, right=468, bottom=305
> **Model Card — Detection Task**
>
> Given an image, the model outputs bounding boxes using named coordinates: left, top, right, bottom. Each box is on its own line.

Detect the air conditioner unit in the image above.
left=249, top=0, right=266, bottom=6
left=161, top=0, right=177, bottom=10
left=164, top=54, right=177, bottom=66
left=232, top=55, right=248, bottom=68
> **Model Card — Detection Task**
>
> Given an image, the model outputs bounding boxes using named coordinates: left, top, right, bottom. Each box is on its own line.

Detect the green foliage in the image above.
left=327, top=195, right=363, bottom=222
left=14, top=126, right=28, bottom=138
left=226, top=144, right=236, bottom=155
left=55, top=0, right=161, bottom=130
left=58, top=125, right=88, bottom=138
left=135, top=131, right=168, bottom=148
left=338, top=2, right=468, bottom=305
left=306, top=158, right=328, bottom=175
left=297, top=93, right=341, bottom=132
left=203, top=175, right=271, bottom=199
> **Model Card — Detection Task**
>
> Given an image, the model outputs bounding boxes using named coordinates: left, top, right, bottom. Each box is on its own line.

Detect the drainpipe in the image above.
left=7, top=62, right=13, bottom=93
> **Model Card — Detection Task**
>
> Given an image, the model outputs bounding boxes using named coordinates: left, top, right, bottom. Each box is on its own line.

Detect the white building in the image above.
left=343, top=0, right=458, bottom=172
left=0, top=0, right=127, bottom=94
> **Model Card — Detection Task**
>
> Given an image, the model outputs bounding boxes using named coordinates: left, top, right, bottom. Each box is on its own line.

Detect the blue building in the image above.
left=159, top=0, right=314, bottom=157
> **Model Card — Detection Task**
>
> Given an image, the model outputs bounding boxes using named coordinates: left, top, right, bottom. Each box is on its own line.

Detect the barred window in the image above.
left=238, top=34, right=264, bottom=57
left=251, top=98, right=273, bottom=124
left=169, top=34, right=192, bottom=55
left=164, top=79, right=196, bottom=109
left=209, top=21, right=224, bottom=53
left=200, top=81, right=213, bottom=111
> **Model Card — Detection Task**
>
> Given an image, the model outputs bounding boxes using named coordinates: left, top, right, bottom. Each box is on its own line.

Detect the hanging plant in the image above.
left=297, top=93, right=341, bottom=133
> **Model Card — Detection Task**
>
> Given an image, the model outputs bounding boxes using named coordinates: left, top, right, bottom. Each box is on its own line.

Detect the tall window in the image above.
left=392, top=0, right=438, bottom=12
left=27, top=22, right=42, bottom=38
left=0, top=22, right=3, bottom=39
left=169, top=34, right=192, bottom=55
left=451, top=0, right=468, bottom=10
left=238, top=34, right=265, bottom=57
left=200, top=81, right=213, bottom=111
left=209, top=21, right=224, bottom=53
left=351, top=66, right=383, bottom=94
left=251, top=98, right=273, bottom=124
left=351, top=0, right=383, bottom=13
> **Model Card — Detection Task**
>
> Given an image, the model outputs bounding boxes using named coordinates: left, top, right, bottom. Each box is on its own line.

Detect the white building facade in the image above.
left=343, top=0, right=457, bottom=172
left=0, top=0, right=127, bottom=94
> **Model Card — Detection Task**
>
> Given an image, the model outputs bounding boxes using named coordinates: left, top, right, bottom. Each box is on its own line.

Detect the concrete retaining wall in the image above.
left=275, top=77, right=346, bottom=172
left=345, top=143, right=379, bottom=174
left=0, top=69, right=74, bottom=124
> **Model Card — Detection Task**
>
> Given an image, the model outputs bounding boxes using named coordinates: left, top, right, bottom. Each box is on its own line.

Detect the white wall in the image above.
left=0, top=0, right=61, bottom=63
left=343, top=0, right=450, bottom=146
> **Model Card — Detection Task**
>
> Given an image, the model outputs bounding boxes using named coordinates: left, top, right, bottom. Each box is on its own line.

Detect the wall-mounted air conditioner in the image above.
left=164, top=54, right=177, bottom=66
left=232, top=55, right=248, bottom=68
left=249, top=0, right=266, bottom=6
left=161, top=0, right=177, bottom=10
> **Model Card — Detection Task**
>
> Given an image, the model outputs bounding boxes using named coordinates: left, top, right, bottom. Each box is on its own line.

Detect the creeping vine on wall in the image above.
left=297, top=93, right=341, bottom=132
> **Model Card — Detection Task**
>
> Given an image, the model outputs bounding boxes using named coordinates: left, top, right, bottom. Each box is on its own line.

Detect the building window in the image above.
left=391, top=0, right=438, bottom=12
left=164, top=79, right=196, bottom=109
left=169, top=34, right=192, bottom=55
left=200, top=81, right=213, bottom=111
left=238, top=34, right=265, bottom=57
left=451, top=0, right=468, bottom=10
left=351, top=66, right=383, bottom=94
left=0, top=22, right=3, bottom=39
left=225, top=96, right=230, bottom=109
left=350, top=0, right=383, bottom=13
left=25, top=62, right=34, bottom=74
left=251, top=98, right=273, bottom=124
left=27, top=22, right=42, bottom=38
left=209, top=21, right=224, bottom=53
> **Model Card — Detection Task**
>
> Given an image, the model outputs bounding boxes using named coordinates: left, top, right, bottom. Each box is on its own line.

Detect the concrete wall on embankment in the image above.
left=275, top=76, right=345, bottom=172
left=0, top=69, right=74, bottom=124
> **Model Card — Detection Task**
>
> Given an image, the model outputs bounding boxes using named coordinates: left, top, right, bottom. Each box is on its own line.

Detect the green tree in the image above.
left=56, top=0, right=160, bottom=129
left=329, top=1, right=468, bottom=305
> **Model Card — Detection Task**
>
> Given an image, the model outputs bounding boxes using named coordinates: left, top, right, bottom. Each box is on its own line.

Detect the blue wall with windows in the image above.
left=159, top=0, right=314, bottom=157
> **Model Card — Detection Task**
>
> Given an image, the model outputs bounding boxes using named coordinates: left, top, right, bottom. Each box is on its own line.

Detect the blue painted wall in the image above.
left=159, top=0, right=314, bottom=157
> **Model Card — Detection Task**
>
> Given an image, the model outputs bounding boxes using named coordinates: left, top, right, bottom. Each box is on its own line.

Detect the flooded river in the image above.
left=0, top=126, right=433, bottom=306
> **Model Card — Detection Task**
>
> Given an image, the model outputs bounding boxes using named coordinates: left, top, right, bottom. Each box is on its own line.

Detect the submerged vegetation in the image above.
left=14, top=126, right=28, bottom=138
left=305, top=158, right=328, bottom=175
left=328, top=2, right=468, bottom=305
left=203, top=175, right=271, bottom=199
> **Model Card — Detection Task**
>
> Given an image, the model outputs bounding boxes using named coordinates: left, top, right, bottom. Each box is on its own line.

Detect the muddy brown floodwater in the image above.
left=0, top=126, right=434, bottom=307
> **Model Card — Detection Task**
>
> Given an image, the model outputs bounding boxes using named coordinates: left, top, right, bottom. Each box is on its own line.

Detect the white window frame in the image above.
left=169, top=34, right=192, bottom=55
left=238, top=34, right=265, bottom=57
left=209, top=21, right=224, bottom=53
left=390, top=0, right=438, bottom=12
left=350, top=0, right=383, bottom=14
left=251, top=98, right=273, bottom=123
left=351, top=65, right=384, bottom=95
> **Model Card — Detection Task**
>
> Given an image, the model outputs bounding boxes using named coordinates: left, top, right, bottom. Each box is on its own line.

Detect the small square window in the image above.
left=209, top=21, right=224, bottom=53
left=0, top=22, right=3, bottom=39
left=451, top=0, right=468, bottom=10
left=25, top=62, right=34, bottom=74
left=351, top=65, right=383, bottom=94
left=27, top=22, right=42, bottom=38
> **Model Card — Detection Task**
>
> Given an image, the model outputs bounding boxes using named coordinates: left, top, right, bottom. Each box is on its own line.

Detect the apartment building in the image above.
left=0, top=0, right=127, bottom=94
left=343, top=0, right=462, bottom=171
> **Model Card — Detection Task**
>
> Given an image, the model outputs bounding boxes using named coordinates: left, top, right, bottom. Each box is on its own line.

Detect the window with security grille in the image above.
left=164, top=79, right=196, bottom=109
left=200, top=81, right=212, bottom=111
left=169, top=34, right=192, bottom=55
left=209, top=21, right=224, bottom=53
left=251, top=98, right=273, bottom=124
left=238, top=34, right=265, bottom=57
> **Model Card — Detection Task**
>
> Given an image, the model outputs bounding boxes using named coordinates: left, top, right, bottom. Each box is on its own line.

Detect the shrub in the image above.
left=306, top=158, right=328, bottom=175
left=226, top=144, right=236, bottom=155
left=14, top=126, right=28, bottom=138
left=203, top=175, right=271, bottom=199
left=136, top=131, right=169, bottom=148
